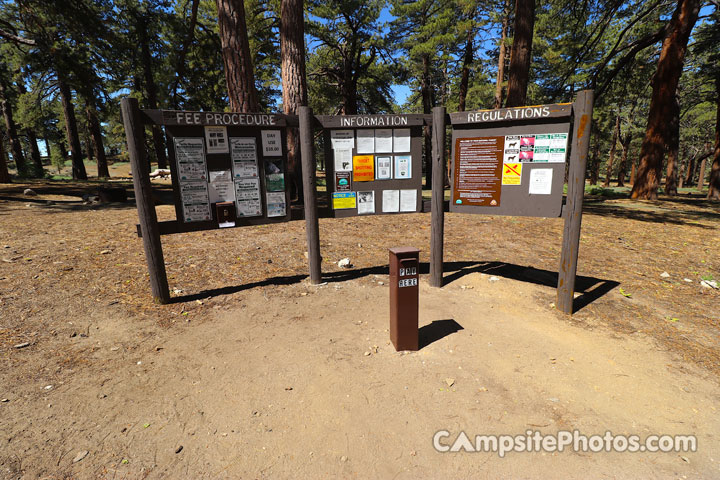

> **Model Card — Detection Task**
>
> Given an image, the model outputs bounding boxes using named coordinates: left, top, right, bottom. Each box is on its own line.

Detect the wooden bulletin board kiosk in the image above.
left=316, top=114, right=428, bottom=218
left=430, top=91, right=594, bottom=315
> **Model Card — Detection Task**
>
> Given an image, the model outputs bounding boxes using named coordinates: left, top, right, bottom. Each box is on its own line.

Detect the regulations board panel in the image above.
left=317, top=114, right=426, bottom=218
left=449, top=105, right=572, bottom=218
left=160, top=110, right=292, bottom=229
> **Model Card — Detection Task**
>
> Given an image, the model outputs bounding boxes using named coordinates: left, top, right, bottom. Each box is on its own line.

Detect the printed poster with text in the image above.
left=174, top=137, right=207, bottom=181
left=332, top=192, right=357, bottom=210
left=230, top=138, right=258, bottom=178
left=179, top=181, right=212, bottom=222
left=453, top=137, right=504, bottom=207
left=353, top=155, right=375, bottom=181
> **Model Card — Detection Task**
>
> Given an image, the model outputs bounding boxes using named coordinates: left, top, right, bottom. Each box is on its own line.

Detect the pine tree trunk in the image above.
left=57, top=77, right=87, bottom=180
left=340, top=49, right=359, bottom=115
left=15, top=80, right=43, bottom=177
left=697, top=156, right=707, bottom=190
left=494, top=0, right=511, bottom=109
left=664, top=95, right=680, bottom=195
left=85, top=101, right=109, bottom=178
left=422, top=54, right=433, bottom=189
left=26, top=130, right=43, bottom=177
left=216, top=0, right=260, bottom=113
left=422, top=54, right=432, bottom=113
left=618, top=133, right=631, bottom=187
left=281, top=0, right=307, bottom=202
left=589, top=140, right=600, bottom=185
left=0, top=136, right=10, bottom=183
left=340, top=83, right=359, bottom=114
left=708, top=75, right=720, bottom=200
left=458, top=15, right=475, bottom=112
left=631, top=0, right=700, bottom=200
left=683, top=152, right=695, bottom=187
left=85, top=130, right=94, bottom=161
left=505, top=0, right=535, bottom=108
left=139, top=25, right=168, bottom=169
left=630, top=158, right=637, bottom=184
left=678, top=153, right=687, bottom=188
left=0, top=80, right=29, bottom=177
left=604, top=115, right=619, bottom=187
left=59, top=140, right=68, bottom=160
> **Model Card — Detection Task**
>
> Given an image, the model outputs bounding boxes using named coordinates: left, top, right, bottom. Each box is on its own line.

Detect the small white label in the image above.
left=398, top=278, right=418, bottom=288
left=399, top=267, right=417, bottom=276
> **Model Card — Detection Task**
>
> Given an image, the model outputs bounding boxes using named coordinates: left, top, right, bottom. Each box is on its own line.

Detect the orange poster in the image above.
left=353, top=155, right=375, bottom=182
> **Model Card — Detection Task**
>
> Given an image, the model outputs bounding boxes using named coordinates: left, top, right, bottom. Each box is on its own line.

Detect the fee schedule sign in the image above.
left=160, top=110, right=292, bottom=228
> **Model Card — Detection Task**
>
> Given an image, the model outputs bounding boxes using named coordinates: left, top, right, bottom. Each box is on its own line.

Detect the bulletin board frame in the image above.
left=142, top=109, right=296, bottom=235
left=315, top=114, right=429, bottom=218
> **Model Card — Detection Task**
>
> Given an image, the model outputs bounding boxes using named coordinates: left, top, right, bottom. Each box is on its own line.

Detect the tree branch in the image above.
left=594, top=26, right=666, bottom=99
left=0, top=27, right=35, bottom=45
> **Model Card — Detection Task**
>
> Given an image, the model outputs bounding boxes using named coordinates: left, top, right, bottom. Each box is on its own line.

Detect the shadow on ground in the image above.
left=419, top=319, right=464, bottom=349
left=442, top=261, right=619, bottom=313
left=173, top=261, right=618, bottom=314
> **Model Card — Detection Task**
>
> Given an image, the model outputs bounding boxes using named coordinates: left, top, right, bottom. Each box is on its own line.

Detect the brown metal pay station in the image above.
left=389, top=247, right=420, bottom=351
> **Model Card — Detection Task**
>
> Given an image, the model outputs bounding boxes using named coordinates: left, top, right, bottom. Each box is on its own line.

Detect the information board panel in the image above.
left=317, top=115, right=426, bottom=218
left=162, top=110, right=292, bottom=228
left=449, top=105, right=571, bottom=218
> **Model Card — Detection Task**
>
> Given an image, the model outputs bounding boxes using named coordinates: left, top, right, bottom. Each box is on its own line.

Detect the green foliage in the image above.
left=161, top=0, right=228, bottom=110
left=389, top=0, right=465, bottom=113
left=245, top=0, right=281, bottom=110
left=306, top=0, right=395, bottom=114
left=49, top=143, right=66, bottom=174
left=0, top=0, right=715, bottom=190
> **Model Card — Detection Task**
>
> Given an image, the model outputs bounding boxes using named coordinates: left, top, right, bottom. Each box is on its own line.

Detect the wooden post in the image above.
left=298, top=106, right=322, bottom=283
left=429, top=107, right=446, bottom=287
left=120, top=97, right=171, bottom=304
left=557, top=90, right=594, bottom=314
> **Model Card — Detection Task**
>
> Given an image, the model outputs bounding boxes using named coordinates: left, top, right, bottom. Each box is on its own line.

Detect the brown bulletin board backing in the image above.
left=165, top=124, right=291, bottom=228
left=431, top=94, right=595, bottom=316
left=143, top=109, right=296, bottom=235
left=449, top=120, right=571, bottom=217
left=315, top=114, right=429, bottom=218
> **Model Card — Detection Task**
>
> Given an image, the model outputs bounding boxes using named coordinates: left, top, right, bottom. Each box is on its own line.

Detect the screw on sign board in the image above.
left=430, top=91, right=595, bottom=315
left=315, top=114, right=428, bottom=218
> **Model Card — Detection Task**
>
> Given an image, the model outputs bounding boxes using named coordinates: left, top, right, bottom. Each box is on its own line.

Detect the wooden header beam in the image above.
left=449, top=103, right=572, bottom=126
left=141, top=109, right=297, bottom=127
left=314, top=113, right=431, bottom=128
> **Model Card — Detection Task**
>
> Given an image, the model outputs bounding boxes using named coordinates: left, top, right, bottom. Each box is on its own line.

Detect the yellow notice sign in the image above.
left=332, top=192, right=357, bottom=209
left=353, top=155, right=375, bottom=182
left=502, top=162, right=522, bottom=185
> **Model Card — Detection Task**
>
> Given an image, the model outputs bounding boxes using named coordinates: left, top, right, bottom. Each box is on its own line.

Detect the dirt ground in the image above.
left=0, top=171, right=719, bottom=479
